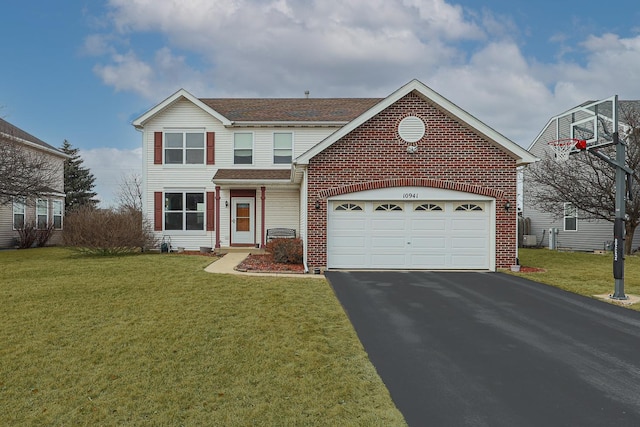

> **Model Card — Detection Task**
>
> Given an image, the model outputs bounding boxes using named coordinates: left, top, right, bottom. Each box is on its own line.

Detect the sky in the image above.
left=1, top=0, right=640, bottom=207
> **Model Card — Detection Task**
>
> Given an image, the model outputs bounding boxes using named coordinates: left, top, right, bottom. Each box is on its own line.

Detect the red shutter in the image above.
left=206, top=132, right=215, bottom=165
left=154, top=192, right=163, bottom=231
left=206, top=191, right=215, bottom=231
left=154, top=132, right=163, bottom=164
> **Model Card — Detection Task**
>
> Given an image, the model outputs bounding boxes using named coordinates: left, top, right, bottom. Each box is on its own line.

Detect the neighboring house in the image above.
left=0, top=118, right=67, bottom=248
left=133, top=79, right=536, bottom=271
left=523, top=100, right=640, bottom=251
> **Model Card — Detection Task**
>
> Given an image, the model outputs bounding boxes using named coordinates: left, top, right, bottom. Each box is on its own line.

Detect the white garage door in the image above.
left=327, top=199, right=492, bottom=270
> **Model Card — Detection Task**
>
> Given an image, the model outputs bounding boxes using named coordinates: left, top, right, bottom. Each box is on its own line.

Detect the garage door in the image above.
left=327, top=199, right=492, bottom=270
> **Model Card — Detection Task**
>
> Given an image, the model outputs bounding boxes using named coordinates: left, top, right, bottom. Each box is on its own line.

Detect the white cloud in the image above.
left=81, top=147, right=142, bottom=208
left=87, top=0, right=640, bottom=148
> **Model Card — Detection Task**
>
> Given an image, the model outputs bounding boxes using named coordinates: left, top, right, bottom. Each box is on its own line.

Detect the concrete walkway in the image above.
left=204, top=251, right=325, bottom=279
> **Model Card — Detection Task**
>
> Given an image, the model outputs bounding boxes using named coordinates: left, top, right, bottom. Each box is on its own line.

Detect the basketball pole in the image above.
left=585, top=95, right=628, bottom=299
left=612, top=128, right=627, bottom=300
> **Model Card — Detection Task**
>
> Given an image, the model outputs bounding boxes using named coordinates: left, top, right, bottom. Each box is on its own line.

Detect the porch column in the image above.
left=261, top=186, right=266, bottom=248
left=215, top=186, right=221, bottom=248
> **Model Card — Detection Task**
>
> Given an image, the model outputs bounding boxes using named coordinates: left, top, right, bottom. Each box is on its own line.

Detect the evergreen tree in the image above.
left=60, top=140, right=98, bottom=210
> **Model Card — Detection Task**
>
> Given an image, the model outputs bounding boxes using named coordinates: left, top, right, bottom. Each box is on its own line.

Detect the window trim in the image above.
left=233, top=132, right=254, bottom=165
left=12, top=198, right=26, bottom=230
left=564, top=202, right=578, bottom=231
left=52, top=200, right=63, bottom=230
left=163, top=191, right=206, bottom=232
left=163, top=130, right=206, bottom=165
left=273, top=132, right=293, bottom=164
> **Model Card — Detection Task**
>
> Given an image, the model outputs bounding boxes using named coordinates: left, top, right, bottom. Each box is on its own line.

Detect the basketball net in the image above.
left=548, top=138, right=587, bottom=162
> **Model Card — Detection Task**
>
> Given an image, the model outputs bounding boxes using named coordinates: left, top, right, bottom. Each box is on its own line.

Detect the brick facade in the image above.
left=306, top=92, right=518, bottom=270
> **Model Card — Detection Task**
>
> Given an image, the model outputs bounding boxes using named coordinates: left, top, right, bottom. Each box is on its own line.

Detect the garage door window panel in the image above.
left=415, top=203, right=443, bottom=211
left=455, top=203, right=484, bottom=211
left=334, top=203, right=363, bottom=211
left=375, top=203, right=403, bottom=211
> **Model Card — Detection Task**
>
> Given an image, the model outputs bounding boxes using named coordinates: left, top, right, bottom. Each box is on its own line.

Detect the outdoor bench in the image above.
left=266, top=228, right=296, bottom=241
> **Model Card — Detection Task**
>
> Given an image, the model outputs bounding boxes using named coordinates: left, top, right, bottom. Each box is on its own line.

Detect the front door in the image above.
left=231, top=197, right=255, bottom=245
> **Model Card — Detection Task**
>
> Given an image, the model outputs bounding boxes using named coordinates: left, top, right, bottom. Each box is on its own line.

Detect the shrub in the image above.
left=15, top=222, right=54, bottom=249
left=266, top=238, right=303, bottom=264
left=63, top=206, right=158, bottom=255
left=16, top=222, right=38, bottom=249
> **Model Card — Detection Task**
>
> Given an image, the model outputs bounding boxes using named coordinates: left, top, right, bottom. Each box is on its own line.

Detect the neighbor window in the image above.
left=36, top=199, right=48, bottom=229
left=13, top=198, right=25, bottom=229
left=164, top=131, right=205, bottom=164
left=234, top=133, right=253, bottom=164
left=273, top=132, right=293, bottom=164
left=53, top=200, right=63, bottom=229
left=164, top=192, right=205, bottom=231
left=564, top=202, right=577, bottom=231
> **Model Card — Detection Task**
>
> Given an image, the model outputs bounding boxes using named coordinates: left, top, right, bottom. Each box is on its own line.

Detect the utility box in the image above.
left=522, top=235, right=537, bottom=247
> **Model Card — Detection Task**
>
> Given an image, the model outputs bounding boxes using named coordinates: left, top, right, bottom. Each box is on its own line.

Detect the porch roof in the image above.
left=212, top=169, right=292, bottom=184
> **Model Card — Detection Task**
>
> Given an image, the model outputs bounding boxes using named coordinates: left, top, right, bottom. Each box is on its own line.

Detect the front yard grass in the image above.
left=0, top=248, right=406, bottom=426
left=513, top=248, right=640, bottom=311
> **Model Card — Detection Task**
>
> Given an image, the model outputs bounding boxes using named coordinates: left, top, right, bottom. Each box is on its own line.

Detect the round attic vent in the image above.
left=398, top=116, right=425, bottom=143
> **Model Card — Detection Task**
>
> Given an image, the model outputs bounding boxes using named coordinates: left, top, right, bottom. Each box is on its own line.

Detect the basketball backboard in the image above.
left=547, top=96, right=618, bottom=154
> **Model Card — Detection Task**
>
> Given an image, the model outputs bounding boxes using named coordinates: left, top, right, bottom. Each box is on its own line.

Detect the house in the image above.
left=0, top=118, right=67, bottom=248
left=133, top=79, right=536, bottom=271
left=522, top=100, right=640, bottom=252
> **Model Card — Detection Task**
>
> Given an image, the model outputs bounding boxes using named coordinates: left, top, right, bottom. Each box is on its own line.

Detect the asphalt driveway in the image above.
left=326, top=271, right=640, bottom=427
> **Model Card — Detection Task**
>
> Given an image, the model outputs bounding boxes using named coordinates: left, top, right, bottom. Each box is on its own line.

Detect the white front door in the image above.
left=231, top=197, right=255, bottom=245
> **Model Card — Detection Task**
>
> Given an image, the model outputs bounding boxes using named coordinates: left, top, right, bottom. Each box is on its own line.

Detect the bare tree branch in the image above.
left=116, top=173, right=143, bottom=213
left=0, top=138, right=62, bottom=206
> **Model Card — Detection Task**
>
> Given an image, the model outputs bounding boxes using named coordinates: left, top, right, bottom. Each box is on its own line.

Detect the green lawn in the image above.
left=513, top=248, right=640, bottom=311
left=0, top=248, right=406, bottom=426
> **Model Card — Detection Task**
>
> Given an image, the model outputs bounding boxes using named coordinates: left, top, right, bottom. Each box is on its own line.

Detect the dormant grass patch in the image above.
left=0, top=248, right=406, bottom=426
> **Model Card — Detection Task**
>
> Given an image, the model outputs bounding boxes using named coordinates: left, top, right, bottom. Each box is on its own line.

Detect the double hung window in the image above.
left=273, top=133, right=293, bottom=164
left=37, top=199, right=48, bottom=229
left=234, top=133, right=253, bottom=164
left=53, top=200, right=63, bottom=229
left=165, top=132, right=205, bottom=164
left=13, top=198, right=25, bottom=229
left=564, top=202, right=577, bottom=231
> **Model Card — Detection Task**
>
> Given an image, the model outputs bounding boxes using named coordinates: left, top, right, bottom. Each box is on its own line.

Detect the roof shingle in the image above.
left=199, top=98, right=382, bottom=122
left=0, top=118, right=62, bottom=154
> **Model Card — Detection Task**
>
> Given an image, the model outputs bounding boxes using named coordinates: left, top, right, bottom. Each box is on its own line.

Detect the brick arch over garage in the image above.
left=316, top=178, right=505, bottom=200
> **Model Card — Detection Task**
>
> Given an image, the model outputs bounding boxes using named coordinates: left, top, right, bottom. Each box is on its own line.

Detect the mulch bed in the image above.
left=235, top=254, right=305, bottom=274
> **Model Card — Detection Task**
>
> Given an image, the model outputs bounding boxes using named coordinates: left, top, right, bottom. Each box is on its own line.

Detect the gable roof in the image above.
left=296, top=79, right=538, bottom=166
left=133, top=88, right=381, bottom=128
left=0, top=117, right=67, bottom=158
left=132, top=88, right=233, bottom=128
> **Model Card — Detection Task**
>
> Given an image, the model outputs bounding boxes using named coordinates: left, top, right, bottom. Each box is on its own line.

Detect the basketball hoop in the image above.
left=548, top=138, right=587, bottom=162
